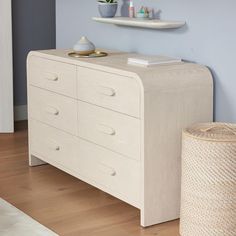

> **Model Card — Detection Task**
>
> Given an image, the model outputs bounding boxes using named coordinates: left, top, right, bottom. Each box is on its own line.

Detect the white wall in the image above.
left=56, top=0, right=236, bottom=122
left=0, top=0, right=14, bottom=132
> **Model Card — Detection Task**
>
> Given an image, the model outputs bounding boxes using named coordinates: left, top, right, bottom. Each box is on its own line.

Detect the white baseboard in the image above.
left=14, top=105, right=28, bottom=121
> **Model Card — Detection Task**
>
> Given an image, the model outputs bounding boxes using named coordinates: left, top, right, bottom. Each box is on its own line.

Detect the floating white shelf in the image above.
left=92, top=17, right=186, bottom=29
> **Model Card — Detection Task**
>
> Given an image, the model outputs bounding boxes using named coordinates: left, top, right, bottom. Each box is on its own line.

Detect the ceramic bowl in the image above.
left=73, top=36, right=96, bottom=55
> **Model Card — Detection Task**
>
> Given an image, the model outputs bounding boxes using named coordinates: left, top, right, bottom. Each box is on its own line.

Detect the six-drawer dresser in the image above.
left=27, top=49, right=213, bottom=227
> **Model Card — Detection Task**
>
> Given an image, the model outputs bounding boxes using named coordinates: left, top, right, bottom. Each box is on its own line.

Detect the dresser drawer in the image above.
left=30, top=120, right=79, bottom=169
left=77, top=138, right=140, bottom=207
left=28, top=56, right=77, bottom=98
left=29, top=86, right=77, bottom=135
left=78, top=101, right=140, bottom=160
left=77, top=67, right=140, bottom=118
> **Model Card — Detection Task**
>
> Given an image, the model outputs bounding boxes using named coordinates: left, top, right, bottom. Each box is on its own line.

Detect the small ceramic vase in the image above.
left=73, top=36, right=96, bottom=55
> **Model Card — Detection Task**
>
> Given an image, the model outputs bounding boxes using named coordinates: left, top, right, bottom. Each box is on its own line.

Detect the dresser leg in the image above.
left=140, top=206, right=179, bottom=227
left=29, top=154, right=47, bottom=167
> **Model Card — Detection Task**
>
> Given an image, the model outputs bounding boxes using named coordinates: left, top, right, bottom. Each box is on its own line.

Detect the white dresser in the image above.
left=27, top=50, right=213, bottom=227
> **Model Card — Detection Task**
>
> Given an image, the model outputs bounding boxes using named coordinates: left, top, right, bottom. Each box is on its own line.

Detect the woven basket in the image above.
left=180, top=123, right=236, bottom=236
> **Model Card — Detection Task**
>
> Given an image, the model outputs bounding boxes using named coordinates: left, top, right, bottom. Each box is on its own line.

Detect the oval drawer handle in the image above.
left=44, top=72, right=58, bottom=81
left=54, top=146, right=60, bottom=151
left=47, top=140, right=60, bottom=151
left=97, top=124, right=116, bottom=136
left=99, top=163, right=116, bottom=176
left=45, top=106, right=59, bottom=116
left=98, top=86, right=116, bottom=97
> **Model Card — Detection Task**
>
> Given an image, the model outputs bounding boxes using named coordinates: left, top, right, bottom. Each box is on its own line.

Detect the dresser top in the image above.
left=28, top=49, right=213, bottom=91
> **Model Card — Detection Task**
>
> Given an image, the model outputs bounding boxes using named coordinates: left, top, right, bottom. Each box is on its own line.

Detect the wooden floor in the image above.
left=0, top=121, right=179, bottom=236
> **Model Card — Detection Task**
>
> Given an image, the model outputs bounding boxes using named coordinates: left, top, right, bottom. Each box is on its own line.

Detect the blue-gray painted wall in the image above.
left=56, top=0, right=236, bottom=122
left=12, top=0, right=56, bottom=106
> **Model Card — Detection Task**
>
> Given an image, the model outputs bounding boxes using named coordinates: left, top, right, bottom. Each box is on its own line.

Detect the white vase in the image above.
left=73, top=36, right=95, bottom=55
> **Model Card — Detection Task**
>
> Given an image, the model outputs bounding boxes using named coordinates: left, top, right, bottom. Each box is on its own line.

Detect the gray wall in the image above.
left=56, top=0, right=236, bottom=122
left=12, top=0, right=56, bottom=106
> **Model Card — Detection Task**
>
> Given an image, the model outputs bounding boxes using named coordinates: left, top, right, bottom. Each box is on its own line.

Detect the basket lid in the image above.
left=183, top=123, right=236, bottom=142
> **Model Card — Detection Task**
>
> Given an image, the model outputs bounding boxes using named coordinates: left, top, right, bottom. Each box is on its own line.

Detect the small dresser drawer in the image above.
left=78, top=101, right=140, bottom=160
left=28, top=56, right=77, bottom=98
left=30, top=120, right=79, bottom=169
left=29, top=86, right=77, bottom=135
left=78, top=138, right=140, bottom=207
left=77, top=67, right=140, bottom=118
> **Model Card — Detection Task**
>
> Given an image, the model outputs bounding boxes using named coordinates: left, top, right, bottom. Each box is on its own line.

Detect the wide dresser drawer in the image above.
left=28, top=56, right=77, bottom=98
left=78, top=101, right=140, bottom=160
left=30, top=120, right=140, bottom=207
left=28, top=86, right=77, bottom=135
left=77, top=67, right=140, bottom=118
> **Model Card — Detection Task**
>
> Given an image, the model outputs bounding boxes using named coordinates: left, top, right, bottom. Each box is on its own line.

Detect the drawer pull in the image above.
left=45, top=106, right=59, bottom=116
left=54, top=146, right=60, bottom=151
left=47, top=140, right=60, bottom=151
left=98, top=86, right=116, bottom=97
left=44, top=72, right=58, bottom=81
left=97, top=124, right=116, bottom=135
left=99, top=163, right=116, bottom=176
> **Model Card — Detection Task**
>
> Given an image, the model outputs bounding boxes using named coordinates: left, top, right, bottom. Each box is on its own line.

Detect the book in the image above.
left=128, top=55, right=182, bottom=67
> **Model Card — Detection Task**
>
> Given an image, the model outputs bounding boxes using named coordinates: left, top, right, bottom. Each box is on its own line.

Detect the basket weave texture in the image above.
left=180, top=123, right=236, bottom=236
